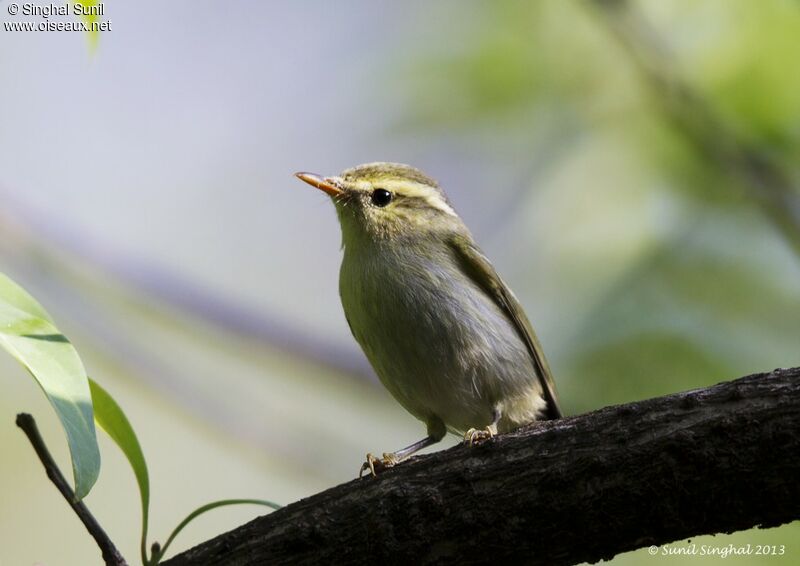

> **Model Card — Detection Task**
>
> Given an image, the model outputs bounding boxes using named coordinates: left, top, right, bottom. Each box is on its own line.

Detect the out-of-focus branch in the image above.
left=163, top=367, right=800, bottom=565
left=0, top=188, right=372, bottom=380
left=0, top=190, right=378, bottom=472
left=586, top=0, right=800, bottom=258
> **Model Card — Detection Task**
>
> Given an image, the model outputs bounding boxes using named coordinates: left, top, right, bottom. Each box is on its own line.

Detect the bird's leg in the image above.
left=360, top=436, right=438, bottom=478
left=360, top=419, right=446, bottom=478
left=465, top=407, right=501, bottom=446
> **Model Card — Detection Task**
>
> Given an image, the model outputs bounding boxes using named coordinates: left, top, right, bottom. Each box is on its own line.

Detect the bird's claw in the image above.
left=359, top=452, right=399, bottom=478
left=464, top=427, right=494, bottom=446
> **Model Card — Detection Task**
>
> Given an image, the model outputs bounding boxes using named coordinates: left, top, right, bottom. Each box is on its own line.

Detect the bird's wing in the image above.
left=448, top=234, right=563, bottom=419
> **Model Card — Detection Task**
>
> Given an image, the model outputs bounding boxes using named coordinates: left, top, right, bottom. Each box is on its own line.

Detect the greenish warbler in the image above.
left=295, top=163, right=562, bottom=476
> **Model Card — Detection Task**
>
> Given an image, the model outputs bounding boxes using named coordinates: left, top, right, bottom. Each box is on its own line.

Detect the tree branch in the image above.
left=16, top=413, right=128, bottom=566
left=163, top=367, right=800, bottom=565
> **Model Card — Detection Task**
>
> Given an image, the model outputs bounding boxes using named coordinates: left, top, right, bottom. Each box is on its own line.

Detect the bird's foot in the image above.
left=359, top=452, right=399, bottom=478
left=464, top=427, right=494, bottom=446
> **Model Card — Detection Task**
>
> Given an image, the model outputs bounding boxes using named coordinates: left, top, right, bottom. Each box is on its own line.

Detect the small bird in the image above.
left=295, top=163, right=562, bottom=476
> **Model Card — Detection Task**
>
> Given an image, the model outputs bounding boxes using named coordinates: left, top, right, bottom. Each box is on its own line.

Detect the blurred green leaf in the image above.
left=88, top=378, right=279, bottom=566
left=0, top=272, right=99, bottom=499
left=700, top=0, right=800, bottom=152
left=563, top=230, right=800, bottom=414
left=89, top=378, right=151, bottom=566
left=567, top=331, right=733, bottom=414
left=75, top=0, right=102, bottom=52
left=396, top=3, right=548, bottom=129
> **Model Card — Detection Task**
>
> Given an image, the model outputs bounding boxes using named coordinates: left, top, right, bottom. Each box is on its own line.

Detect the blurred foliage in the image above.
left=77, top=0, right=102, bottom=52
left=690, top=0, right=800, bottom=152
left=391, top=1, right=800, bottom=560
left=566, top=235, right=800, bottom=412
left=393, top=0, right=800, bottom=404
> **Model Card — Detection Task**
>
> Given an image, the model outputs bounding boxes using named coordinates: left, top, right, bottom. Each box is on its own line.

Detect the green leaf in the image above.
left=155, top=499, right=281, bottom=563
left=0, top=273, right=99, bottom=499
left=88, top=381, right=281, bottom=565
left=89, top=379, right=151, bottom=566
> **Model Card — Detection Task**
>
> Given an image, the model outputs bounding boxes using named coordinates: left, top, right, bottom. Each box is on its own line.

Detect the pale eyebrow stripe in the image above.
left=388, top=181, right=457, bottom=217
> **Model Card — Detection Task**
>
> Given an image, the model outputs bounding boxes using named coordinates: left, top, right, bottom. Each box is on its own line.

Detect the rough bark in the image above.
left=164, top=367, right=800, bottom=566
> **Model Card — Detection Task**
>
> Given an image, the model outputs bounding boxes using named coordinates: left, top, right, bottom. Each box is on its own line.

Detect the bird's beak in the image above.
left=294, top=172, right=343, bottom=197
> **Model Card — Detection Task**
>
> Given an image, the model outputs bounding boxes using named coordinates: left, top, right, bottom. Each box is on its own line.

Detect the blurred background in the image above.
left=1, top=0, right=799, bottom=564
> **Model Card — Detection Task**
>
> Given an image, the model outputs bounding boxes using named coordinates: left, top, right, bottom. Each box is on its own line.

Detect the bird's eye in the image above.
left=371, top=188, right=393, bottom=207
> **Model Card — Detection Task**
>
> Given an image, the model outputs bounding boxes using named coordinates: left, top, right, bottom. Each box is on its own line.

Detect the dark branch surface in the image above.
left=16, top=413, right=128, bottom=566
left=165, top=367, right=800, bottom=566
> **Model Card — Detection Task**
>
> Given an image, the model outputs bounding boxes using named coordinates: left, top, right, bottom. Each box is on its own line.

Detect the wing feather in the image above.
left=449, top=234, right=563, bottom=419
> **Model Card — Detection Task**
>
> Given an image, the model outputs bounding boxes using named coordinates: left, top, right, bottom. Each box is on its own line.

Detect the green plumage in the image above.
left=296, top=162, right=562, bottom=474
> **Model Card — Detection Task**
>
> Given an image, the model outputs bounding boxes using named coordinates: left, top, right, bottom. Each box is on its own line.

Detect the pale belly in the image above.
left=340, top=242, right=545, bottom=434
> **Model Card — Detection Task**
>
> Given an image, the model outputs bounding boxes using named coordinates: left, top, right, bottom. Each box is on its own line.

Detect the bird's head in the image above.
left=295, top=162, right=464, bottom=244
